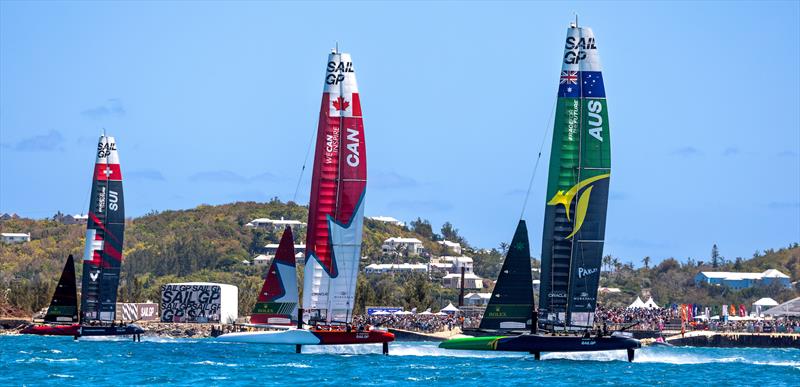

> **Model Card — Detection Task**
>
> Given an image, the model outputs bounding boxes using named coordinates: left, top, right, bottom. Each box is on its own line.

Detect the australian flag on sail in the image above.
left=558, top=71, right=606, bottom=98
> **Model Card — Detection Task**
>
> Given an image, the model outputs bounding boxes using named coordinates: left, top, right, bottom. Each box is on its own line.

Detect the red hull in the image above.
left=20, top=324, right=80, bottom=336
left=311, top=329, right=394, bottom=345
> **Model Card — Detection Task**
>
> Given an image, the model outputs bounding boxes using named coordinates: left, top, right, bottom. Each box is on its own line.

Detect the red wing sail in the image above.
left=303, top=50, right=367, bottom=323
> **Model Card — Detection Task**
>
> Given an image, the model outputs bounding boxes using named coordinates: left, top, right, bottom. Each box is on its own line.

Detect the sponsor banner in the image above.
left=115, top=303, right=159, bottom=321
left=160, top=284, right=222, bottom=323
left=366, top=306, right=403, bottom=315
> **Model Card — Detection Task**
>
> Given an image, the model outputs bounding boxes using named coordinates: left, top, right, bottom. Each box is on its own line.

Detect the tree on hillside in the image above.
left=711, top=244, right=721, bottom=268
left=602, top=255, right=612, bottom=272
left=409, top=218, right=434, bottom=240
left=441, top=221, right=465, bottom=245
left=499, top=242, right=509, bottom=255
left=642, top=256, right=651, bottom=269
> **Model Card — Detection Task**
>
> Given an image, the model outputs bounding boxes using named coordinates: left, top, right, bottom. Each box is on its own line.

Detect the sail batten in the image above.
left=539, top=25, right=610, bottom=326
left=80, top=135, right=125, bottom=323
left=303, top=51, right=367, bottom=324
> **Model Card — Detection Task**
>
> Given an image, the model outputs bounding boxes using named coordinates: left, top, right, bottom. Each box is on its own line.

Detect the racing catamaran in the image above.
left=216, top=48, right=393, bottom=351
left=21, top=135, right=144, bottom=340
left=439, top=21, right=640, bottom=361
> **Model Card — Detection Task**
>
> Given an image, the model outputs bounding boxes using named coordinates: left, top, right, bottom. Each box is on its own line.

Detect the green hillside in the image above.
left=0, top=200, right=502, bottom=316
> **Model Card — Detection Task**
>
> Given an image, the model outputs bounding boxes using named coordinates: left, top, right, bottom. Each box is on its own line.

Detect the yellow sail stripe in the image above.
left=546, top=173, right=610, bottom=221
left=565, top=186, right=594, bottom=239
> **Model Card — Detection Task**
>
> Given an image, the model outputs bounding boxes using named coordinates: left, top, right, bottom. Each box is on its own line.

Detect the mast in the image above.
left=539, top=23, right=610, bottom=328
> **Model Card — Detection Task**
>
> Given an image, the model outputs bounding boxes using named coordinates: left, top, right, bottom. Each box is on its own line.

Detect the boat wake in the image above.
left=542, top=348, right=800, bottom=368
left=303, top=342, right=524, bottom=358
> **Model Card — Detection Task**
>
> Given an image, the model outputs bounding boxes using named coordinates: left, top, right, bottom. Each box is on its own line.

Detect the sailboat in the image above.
left=249, top=225, right=299, bottom=327
left=217, top=48, right=394, bottom=351
left=22, top=135, right=144, bottom=339
left=439, top=21, right=640, bottom=361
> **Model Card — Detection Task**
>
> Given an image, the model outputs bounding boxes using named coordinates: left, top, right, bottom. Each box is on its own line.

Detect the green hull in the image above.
left=438, top=336, right=506, bottom=351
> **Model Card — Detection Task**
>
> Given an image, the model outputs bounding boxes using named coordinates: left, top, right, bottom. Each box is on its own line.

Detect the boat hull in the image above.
left=20, top=324, right=80, bottom=336
left=216, top=328, right=394, bottom=345
left=440, top=333, right=641, bottom=353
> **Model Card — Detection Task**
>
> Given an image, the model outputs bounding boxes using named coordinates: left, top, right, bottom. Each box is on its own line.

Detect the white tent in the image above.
left=418, top=310, right=433, bottom=315
left=372, top=310, right=391, bottom=315
left=434, top=311, right=448, bottom=316
left=393, top=310, right=413, bottom=315
left=643, top=297, right=660, bottom=309
left=441, top=302, right=460, bottom=313
left=627, top=296, right=646, bottom=309
left=753, top=297, right=779, bottom=307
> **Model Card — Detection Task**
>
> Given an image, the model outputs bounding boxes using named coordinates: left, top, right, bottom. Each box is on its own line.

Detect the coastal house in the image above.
left=252, top=254, right=271, bottom=266
left=264, top=243, right=305, bottom=259
left=245, top=217, right=306, bottom=230
left=694, top=269, right=792, bottom=289
left=464, top=292, right=492, bottom=306
left=364, top=263, right=429, bottom=275
left=442, top=272, right=483, bottom=289
left=1, top=232, right=30, bottom=244
left=367, top=216, right=405, bottom=227
left=381, top=237, right=424, bottom=256
left=429, top=256, right=475, bottom=275
left=437, top=240, right=462, bottom=255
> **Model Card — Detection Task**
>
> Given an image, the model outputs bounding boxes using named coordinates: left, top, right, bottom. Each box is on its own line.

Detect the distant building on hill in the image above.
left=437, top=240, right=462, bottom=255
left=364, top=263, right=428, bottom=274
left=442, top=272, right=483, bottom=289
left=694, top=269, right=792, bottom=289
left=0, top=213, right=20, bottom=221
left=429, top=256, right=474, bottom=275
left=367, top=216, right=405, bottom=227
left=1, top=232, right=30, bottom=244
left=381, top=237, right=424, bottom=256
left=245, top=217, right=306, bottom=230
left=464, top=292, right=492, bottom=306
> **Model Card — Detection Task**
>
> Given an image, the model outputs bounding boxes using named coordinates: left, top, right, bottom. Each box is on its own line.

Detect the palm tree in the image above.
left=642, top=256, right=651, bottom=269
left=602, top=255, right=612, bottom=272
left=499, top=242, right=509, bottom=255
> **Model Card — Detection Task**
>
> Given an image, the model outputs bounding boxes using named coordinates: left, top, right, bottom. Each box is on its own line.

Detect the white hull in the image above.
left=215, top=328, right=320, bottom=345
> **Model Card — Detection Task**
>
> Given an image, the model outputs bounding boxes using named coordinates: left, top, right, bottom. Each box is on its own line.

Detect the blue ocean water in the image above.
left=2, top=335, right=798, bottom=386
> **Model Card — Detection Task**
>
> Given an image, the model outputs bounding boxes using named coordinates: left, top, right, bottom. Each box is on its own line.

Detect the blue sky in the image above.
left=1, top=1, right=798, bottom=265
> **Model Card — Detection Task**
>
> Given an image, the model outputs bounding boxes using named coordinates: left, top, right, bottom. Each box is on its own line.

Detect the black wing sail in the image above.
left=44, top=254, right=79, bottom=324
left=479, top=220, right=534, bottom=330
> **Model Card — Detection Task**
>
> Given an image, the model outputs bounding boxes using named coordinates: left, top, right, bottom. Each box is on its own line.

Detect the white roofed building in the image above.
left=442, top=273, right=483, bottom=289
left=382, top=237, right=424, bottom=256
left=368, top=216, right=405, bottom=227
left=245, top=217, right=306, bottom=230
left=364, top=263, right=429, bottom=274
left=464, top=292, right=492, bottom=306
left=437, top=240, right=462, bottom=255
left=694, top=269, right=792, bottom=289
left=1, top=232, right=30, bottom=244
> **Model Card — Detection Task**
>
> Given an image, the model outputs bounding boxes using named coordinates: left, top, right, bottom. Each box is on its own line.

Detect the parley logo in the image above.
left=577, top=267, right=598, bottom=279
left=547, top=173, right=610, bottom=239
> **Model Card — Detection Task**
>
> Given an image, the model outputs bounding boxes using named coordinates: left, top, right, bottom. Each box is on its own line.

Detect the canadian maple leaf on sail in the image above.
left=332, top=96, right=349, bottom=111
